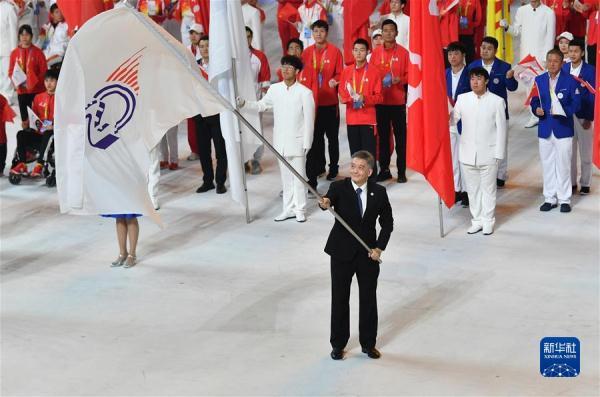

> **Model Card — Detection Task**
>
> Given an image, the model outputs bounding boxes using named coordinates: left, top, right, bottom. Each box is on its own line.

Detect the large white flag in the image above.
left=209, top=0, right=262, bottom=206
left=55, top=7, right=227, bottom=222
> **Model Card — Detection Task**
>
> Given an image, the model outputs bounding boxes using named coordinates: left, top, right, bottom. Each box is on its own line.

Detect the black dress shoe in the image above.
left=461, top=192, right=469, bottom=208
left=580, top=186, right=590, bottom=195
left=539, top=202, right=557, bottom=212
left=376, top=169, right=392, bottom=182
left=361, top=347, right=381, bottom=359
left=560, top=203, right=571, bottom=213
left=216, top=184, right=227, bottom=194
left=397, top=174, right=407, bottom=183
left=196, top=183, right=215, bottom=193
left=496, top=178, right=505, bottom=188
left=330, top=348, right=344, bottom=360
left=326, top=167, right=338, bottom=181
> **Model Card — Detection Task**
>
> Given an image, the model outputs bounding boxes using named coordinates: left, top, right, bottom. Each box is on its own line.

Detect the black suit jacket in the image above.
left=322, top=178, right=394, bottom=261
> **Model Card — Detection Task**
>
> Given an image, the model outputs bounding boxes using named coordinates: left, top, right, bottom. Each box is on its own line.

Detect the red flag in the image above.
left=594, top=26, right=600, bottom=169
left=57, top=0, right=113, bottom=36
left=524, top=82, right=539, bottom=106
left=343, top=0, right=377, bottom=65
left=407, top=0, right=455, bottom=207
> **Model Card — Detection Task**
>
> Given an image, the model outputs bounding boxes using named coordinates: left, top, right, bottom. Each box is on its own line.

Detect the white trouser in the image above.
left=539, top=134, right=573, bottom=205
left=462, top=161, right=498, bottom=229
left=450, top=128, right=467, bottom=192
left=160, top=125, right=179, bottom=164
left=571, top=117, right=594, bottom=188
left=148, top=145, right=160, bottom=206
left=0, top=56, right=13, bottom=100
left=497, top=123, right=509, bottom=181
left=279, top=155, right=307, bottom=215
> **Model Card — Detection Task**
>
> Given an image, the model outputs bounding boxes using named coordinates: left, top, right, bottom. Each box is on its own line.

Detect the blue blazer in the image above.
left=468, top=58, right=518, bottom=119
left=446, top=67, right=470, bottom=132
left=531, top=72, right=581, bottom=139
left=561, top=62, right=596, bottom=121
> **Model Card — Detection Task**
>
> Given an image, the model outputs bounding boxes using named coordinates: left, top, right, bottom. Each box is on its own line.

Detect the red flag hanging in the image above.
left=343, top=0, right=377, bottom=64
left=407, top=0, right=455, bottom=207
left=57, top=0, right=113, bottom=36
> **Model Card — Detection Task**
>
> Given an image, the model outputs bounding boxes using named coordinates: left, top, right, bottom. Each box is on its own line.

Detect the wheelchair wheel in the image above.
left=46, top=174, right=56, bottom=187
left=8, top=173, right=21, bottom=185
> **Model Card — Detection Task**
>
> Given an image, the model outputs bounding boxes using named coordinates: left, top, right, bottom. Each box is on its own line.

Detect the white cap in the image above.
left=189, top=23, right=205, bottom=34
left=371, top=29, right=382, bottom=39
left=556, top=31, right=574, bottom=42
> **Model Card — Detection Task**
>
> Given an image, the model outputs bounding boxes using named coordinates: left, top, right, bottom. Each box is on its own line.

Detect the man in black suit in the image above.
left=319, top=150, right=394, bottom=360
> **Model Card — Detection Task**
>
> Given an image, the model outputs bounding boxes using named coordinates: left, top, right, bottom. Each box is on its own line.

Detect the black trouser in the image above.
left=330, top=253, right=380, bottom=350
left=347, top=124, right=377, bottom=178
left=194, top=114, right=227, bottom=186
left=306, top=105, right=340, bottom=186
left=16, top=129, right=52, bottom=164
left=0, top=143, right=6, bottom=172
left=17, top=93, right=36, bottom=122
left=587, top=44, right=596, bottom=66
left=459, top=34, right=476, bottom=65
left=376, top=104, right=406, bottom=177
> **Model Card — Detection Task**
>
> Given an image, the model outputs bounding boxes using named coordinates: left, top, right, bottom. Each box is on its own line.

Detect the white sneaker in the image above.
left=483, top=224, right=494, bottom=235
left=524, top=116, right=539, bottom=128
left=467, top=225, right=483, bottom=234
left=274, top=212, right=295, bottom=222
left=296, top=213, right=306, bottom=223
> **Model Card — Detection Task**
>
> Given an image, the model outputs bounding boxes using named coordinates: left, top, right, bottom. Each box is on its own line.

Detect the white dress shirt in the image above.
left=451, top=67, right=464, bottom=98
left=246, top=81, right=315, bottom=157
left=351, top=179, right=367, bottom=216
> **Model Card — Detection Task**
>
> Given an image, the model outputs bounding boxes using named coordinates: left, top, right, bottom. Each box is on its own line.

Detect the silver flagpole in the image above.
left=128, top=7, right=380, bottom=261
left=438, top=196, right=445, bottom=238
left=230, top=59, right=252, bottom=224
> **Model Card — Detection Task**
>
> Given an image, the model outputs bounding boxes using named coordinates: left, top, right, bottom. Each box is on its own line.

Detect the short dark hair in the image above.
left=18, top=25, right=33, bottom=36
left=481, top=36, right=499, bottom=50
left=469, top=66, right=489, bottom=81
left=381, top=19, right=398, bottom=32
left=49, top=3, right=59, bottom=13
left=352, top=150, right=375, bottom=170
left=245, top=26, right=253, bottom=36
left=547, top=48, right=564, bottom=61
left=287, top=38, right=303, bottom=51
left=569, top=38, right=586, bottom=53
left=311, top=19, right=329, bottom=32
left=447, top=41, right=466, bottom=55
left=45, top=69, right=59, bottom=80
left=199, top=35, right=209, bottom=42
left=353, top=38, right=369, bottom=51
left=281, top=55, right=303, bottom=71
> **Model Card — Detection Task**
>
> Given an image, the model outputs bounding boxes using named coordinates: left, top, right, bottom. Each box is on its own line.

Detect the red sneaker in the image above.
left=159, top=161, right=168, bottom=169
left=30, top=163, right=44, bottom=177
left=10, top=162, right=27, bottom=175
left=168, top=162, right=179, bottom=170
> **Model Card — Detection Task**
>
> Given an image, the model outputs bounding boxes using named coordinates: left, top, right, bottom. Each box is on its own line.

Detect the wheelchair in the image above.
left=8, top=129, right=55, bottom=187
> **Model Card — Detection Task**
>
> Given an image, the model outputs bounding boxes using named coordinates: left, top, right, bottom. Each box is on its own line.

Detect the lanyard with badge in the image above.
left=313, top=47, right=328, bottom=88
left=381, top=46, right=396, bottom=88
left=459, top=1, right=469, bottom=29
left=352, top=65, right=368, bottom=109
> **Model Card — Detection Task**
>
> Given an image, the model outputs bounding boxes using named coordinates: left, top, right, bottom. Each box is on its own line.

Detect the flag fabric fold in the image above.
left=406, top=0, right=455, bottom=208
left=55, top=7, right=226, bottom=222
left=343, top=0, right=377, bottom=64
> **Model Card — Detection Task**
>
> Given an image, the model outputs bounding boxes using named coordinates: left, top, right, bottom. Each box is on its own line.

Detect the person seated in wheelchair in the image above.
left=10, top=69, right=57, bottom=177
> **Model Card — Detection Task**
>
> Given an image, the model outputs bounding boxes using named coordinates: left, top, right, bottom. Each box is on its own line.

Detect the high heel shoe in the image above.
left=123, top=254, right=137, bottom=268
left=111, top=254, right=127, bottom=267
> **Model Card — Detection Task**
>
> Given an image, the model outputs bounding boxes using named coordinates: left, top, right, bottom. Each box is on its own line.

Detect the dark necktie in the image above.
left=356, top=188, right=363, bottom=218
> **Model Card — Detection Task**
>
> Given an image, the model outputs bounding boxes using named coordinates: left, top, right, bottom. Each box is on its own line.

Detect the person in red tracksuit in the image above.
left=277, top=0, right=303, bottom=54
left=301, top=19, right=344, bottom=190
left=458, top=0, right=482, bottom=65
left=0, top=94, right=16, bottom=176
left=371, top=19, right=409, bottom=183
left=10, top=69, right=56, bottom=177
left=339, top=38, right=383, bottom=180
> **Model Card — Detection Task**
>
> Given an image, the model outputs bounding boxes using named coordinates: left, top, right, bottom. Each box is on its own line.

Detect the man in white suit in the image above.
left=239, top=55, right=315, bottom=223
left=452, top=67, right=507, bottom=235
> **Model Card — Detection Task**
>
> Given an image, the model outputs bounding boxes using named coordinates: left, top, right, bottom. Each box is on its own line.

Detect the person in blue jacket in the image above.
left=531, top=49, right=581, bottom=213
left=562, top=38, right=595, bottom=196
left=468, top=36, right=518, bottom=188
left=446, top=41, right=471, bottom=207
